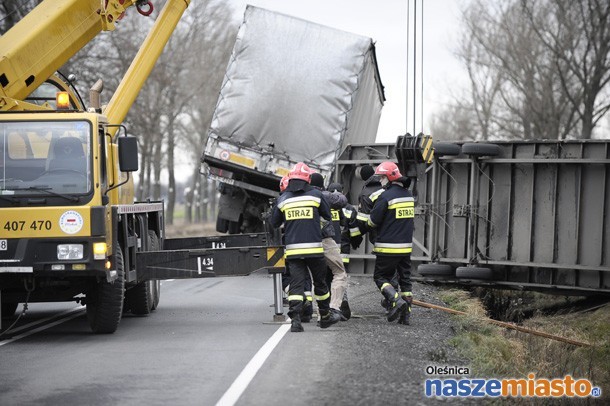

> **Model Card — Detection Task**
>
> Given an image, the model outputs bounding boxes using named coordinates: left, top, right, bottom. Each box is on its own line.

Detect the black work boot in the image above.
left=381, top=285, right=406, bottom=322
left=301, top=300, right=313, bottom=323
left=319, top=309, right=341, bottom=328
left=398, top=293, right=413, bottom=325
left=291, top=314, right=304, bottom=332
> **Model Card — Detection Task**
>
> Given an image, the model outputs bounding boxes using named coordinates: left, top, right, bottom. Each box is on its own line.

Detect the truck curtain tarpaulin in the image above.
left=207, top=5, right=385, bottom=175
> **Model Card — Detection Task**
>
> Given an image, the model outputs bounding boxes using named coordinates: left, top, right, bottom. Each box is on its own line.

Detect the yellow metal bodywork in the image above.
left=0, top=207, right=93, bottom=238
left=0, top=0, right=138, bottom=111
left=0, top=111, right=112, bottom=248
left=105, top=0, right=191, bottom=135
left=0, top=0, right=190, bottom=265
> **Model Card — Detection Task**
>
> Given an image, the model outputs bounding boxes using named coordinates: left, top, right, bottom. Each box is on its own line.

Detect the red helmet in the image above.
left=279, top=175, right=289, bottom=192
left=288, top=162, right=313, bottom=183
left=375, top=161, right=402, bottom=182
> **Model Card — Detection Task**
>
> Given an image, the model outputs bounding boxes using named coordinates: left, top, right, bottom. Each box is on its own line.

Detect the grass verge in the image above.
left=439, top=288, right=609, bottom=401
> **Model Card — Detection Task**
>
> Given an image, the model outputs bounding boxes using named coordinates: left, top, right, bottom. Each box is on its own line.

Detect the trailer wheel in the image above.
left=418, top=263, right=454, bottom=277
left=433, top=142, right=461, bottom=157
left=1, top=302, right=18, bottom=318
left=455, top=266, right=493, bottom=280
left=148, top=231, right=161, bottom=310
left=87, top=246, right=125, bottom=334
left=462, top=143, right=501, bottom=157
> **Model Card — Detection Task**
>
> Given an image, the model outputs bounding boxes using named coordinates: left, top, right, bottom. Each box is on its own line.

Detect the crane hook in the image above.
left=137, top=1, right=154, bottom=16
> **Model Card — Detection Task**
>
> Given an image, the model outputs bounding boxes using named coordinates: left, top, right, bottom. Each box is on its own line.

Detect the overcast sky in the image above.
left=226, top=0, right=469, bottom=143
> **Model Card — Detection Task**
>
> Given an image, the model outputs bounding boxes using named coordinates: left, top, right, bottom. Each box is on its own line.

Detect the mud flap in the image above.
left=136, top=245, right=285, bottom=281
left=218, top=186, right=246, bottom=222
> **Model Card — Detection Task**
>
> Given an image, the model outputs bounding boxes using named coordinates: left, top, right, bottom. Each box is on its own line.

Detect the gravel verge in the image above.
left=313, top=275, right=476, bottom=405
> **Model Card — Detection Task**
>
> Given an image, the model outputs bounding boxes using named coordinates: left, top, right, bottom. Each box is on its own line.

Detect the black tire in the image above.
left=456, top=266, right=494, bottom=280
left=1, top=302, right=19, bottom=318
left=125, top=281, right=153, bottom=316
left=418, top=263, right=454, bottom=277
left=462, top=143, right=501, bottom=157
left=433, top=142, right=461, bottom=157
left=148, top=231, right=161, bottom=310
left=216, top=216, right=229, bottom=233
left=87, top=246, right=125, bottom=333
left=126, top=231, right=161, bottom=316
left=228, top=218, right=241, bottom=234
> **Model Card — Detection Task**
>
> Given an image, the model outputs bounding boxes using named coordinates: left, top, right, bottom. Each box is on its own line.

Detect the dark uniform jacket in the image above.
left=318, top=190, right=346, bottom=240
left=270, top=181, right=331, bottom=258
left=356, top=176, right=383, bottom=241
left=368, top=181, right=414, bottom=256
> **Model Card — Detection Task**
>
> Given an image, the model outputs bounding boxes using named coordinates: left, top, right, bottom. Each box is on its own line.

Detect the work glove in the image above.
left=350, top=235, right=363, bottom=250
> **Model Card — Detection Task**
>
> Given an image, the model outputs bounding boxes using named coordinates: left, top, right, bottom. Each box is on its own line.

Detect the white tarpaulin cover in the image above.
left=206, top=5, right=384, bottom=175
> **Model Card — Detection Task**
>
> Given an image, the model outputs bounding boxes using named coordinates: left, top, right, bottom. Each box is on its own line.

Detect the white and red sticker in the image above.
left=219, top=150, right=230, bottom=161
left=59, top=211, right=84, bottom=234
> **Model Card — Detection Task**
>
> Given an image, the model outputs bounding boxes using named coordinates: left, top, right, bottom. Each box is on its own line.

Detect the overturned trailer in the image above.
left=338, top=138, right=610, bottom=296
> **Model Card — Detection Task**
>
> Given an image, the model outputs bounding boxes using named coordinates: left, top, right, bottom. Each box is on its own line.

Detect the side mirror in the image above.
left=118, top=136, right=138, bottom=172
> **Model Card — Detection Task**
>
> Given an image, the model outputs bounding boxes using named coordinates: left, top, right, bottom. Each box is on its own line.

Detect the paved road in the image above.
left=0, top=271, right=285, bottom=405
left=0, top=273, right=467, bottom=406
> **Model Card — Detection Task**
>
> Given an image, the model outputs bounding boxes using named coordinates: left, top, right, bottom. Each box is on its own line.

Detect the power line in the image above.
left=413, top=0, right=417, bottom=137
left=406, top=0, right=410, bottom=134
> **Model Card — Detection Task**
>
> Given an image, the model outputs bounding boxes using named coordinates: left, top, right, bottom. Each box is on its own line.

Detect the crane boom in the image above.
left=0, top=0, right=138, bottom=110
left=105, top=0, right=190, bottom=134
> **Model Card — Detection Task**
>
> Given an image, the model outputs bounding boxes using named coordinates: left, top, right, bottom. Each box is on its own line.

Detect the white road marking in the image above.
left=0, top=307, right=84, bottom=347
left=215, top=323, right=290, bottom=406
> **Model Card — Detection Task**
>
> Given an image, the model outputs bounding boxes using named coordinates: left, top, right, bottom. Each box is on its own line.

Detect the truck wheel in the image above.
left=456, top=266, right=493, bottom=280
left=462, top=143, right=501, bottom=157
left=1, top=302, right=19, bottom=318
left=148, top=231, right=161, bottom=310
left=418, top=263, right=454, bottom=277
left=126, top=231, right=159, bottom=315
left=216, top=216, right=229, bottom=233
left=126, top=281, right=153, bottom=316
left=87, top=246, right=125, bottom=334
left=228, top=218, right=241, bottom=234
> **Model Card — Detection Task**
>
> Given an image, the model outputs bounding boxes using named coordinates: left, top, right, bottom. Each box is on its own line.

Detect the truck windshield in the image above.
left=0, top=120, right=92, bottom=196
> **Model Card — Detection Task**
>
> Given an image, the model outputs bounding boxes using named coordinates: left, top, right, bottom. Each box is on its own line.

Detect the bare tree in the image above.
left=456, top=5, right=503, bottom=140
left=446, top=0, right=587, bottom=141
left=523, top=0, right=610, bottom=138
left=179, top=1, right=237, bottom=223
left=0, top=0, right=42, bottom=33
left=429, top=101, right=479, bottom=141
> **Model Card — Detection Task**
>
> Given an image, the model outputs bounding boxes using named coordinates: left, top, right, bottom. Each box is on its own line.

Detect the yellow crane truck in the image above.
left=0, top=0, right=279, bottom=334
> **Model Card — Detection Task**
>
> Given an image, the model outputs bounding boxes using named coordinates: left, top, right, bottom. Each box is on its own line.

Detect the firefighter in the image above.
left=270, top=163, right=341, bottom=332
left=354, top=165, right=399, bottom=312
left=277, top=176, right=313, bottom=317
left=278, top=175, right=314, bottom=323
left=328, top=182, right=357, bottom=320
left=367, top=161, right=415, bottom=325
left=309, top=173, right=349, bottom=321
